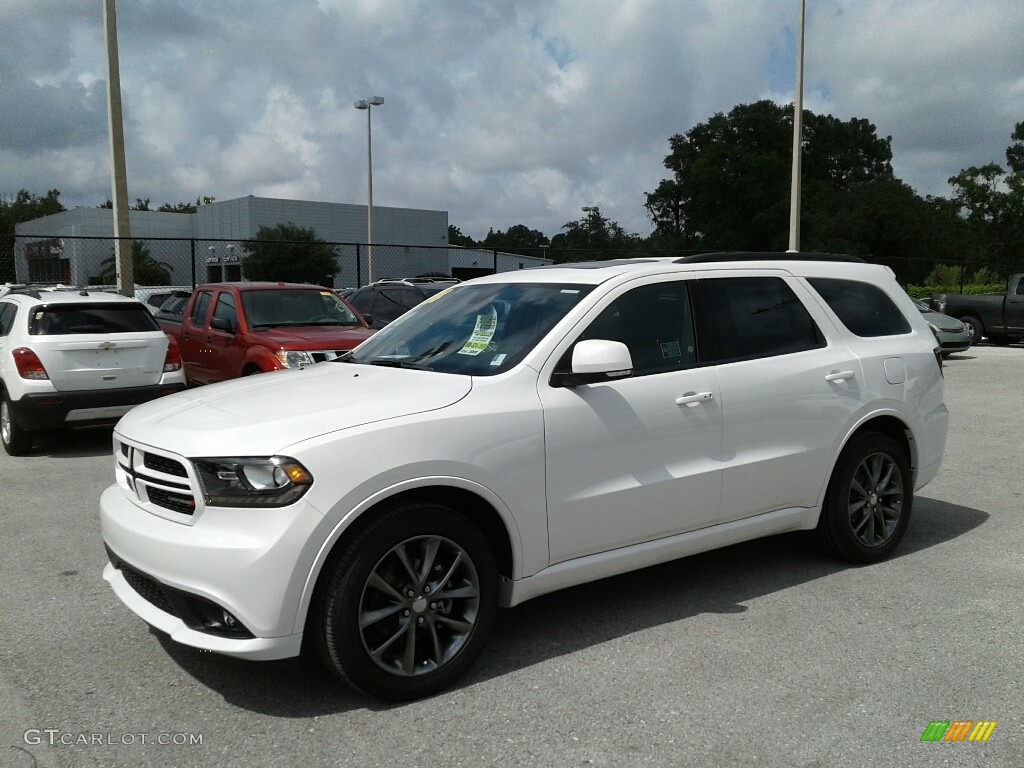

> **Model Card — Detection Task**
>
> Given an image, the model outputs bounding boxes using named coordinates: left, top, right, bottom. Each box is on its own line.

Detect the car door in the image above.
left=690, top=272, right=864, bottom=523
left=202, top=290, right=243, bottom=381
left=180, top=290, right=214, bottom=383
left=540, top=277, right=723, bottom=564
left=1005, top=276, right=1024, bottom=333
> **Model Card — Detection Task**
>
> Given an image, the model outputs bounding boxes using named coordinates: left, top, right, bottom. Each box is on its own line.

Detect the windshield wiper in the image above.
left=364, top=359, right=429, bottom=369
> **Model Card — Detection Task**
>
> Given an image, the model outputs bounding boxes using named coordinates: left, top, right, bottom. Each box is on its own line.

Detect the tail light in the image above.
left=163, top=333, right=182, bottom=372
left=13, top=347, right=49, bottom=380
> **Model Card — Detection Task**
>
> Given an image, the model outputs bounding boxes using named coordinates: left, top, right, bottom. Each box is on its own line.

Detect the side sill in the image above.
left=500, top=505, right=819, bottom=608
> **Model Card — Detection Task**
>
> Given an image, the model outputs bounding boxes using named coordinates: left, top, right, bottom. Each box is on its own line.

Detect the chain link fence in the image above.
left=1, top=233, right=1020, bottom=295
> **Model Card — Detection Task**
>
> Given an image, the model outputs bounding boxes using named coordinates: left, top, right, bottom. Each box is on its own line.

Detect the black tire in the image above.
left=961, top=315, right=984, bottom=344
left=816, top=432, right=912, bottom=564
left=1, top=391, right=33, bottom=456
left=312, top=502, right=498, bottom=701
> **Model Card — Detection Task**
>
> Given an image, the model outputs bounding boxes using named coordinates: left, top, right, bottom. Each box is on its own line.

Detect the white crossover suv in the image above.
left=100, top=254, right=948, bottom=700
left=0, top=287, right=186, bottom=455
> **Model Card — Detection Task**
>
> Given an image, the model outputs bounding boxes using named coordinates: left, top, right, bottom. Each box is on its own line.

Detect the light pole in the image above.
left=355, top=96, right=384, bottom=283
left=788, top=0, right=806, bottom=252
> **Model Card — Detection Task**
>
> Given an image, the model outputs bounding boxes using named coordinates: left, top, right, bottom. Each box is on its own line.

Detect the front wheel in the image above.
left=1, top=392, right=33, bottom=456
left=312, top=502, right=499, bottom=701
left=961, top=315, right=984, bottom=344
left=816, top=432, right=912, bottom=564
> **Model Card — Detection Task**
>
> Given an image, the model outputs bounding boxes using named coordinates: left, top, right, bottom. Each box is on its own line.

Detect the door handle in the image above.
left=825, top=371, right=855, bottom=382
left=675, top=392, right=714, bottom=407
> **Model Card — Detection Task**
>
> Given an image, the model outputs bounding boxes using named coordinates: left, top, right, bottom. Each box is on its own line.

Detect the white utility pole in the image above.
left=788, top=0, right=806, bottom=253
left=103, top=0, right=134, bottom=294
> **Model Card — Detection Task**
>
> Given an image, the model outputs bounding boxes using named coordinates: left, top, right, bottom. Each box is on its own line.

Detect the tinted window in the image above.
left=371, top=289, right=408, bottom=324
left=693, top=277, right=824, bottom=363
left=190, top=291, right=213, bottom=326
left=0, top=302, right=16, bottom=336
left=29, top=303, right=160, bottom=335
left=212, top=291, right=237, bottom=328
left=808, top=278, right=911, bottom=337
left=575, top=281, right=696, bottom=377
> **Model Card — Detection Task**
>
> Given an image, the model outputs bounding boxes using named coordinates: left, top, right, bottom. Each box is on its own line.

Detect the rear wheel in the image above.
left=1, top=392, right=33, bottom=456
left=313, top=502, right=498, bottom=701
left=816, top=432, right=912, bottom=564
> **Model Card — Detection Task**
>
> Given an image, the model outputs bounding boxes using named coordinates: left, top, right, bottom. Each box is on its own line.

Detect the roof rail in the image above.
left=676, top=251, right=867, bottom=264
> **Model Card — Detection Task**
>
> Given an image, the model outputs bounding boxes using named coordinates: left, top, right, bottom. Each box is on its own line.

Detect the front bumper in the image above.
left=100, top=482, right=325, bottom=659
left=9, top=382, right=186, bottom=431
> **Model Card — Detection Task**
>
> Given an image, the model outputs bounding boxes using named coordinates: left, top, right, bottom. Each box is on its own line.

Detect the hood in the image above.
left=250, top=324, right=375, bottom=349
left=115, top=362, right=471, bottom=457
left=922, top=310, right=964, bottom=332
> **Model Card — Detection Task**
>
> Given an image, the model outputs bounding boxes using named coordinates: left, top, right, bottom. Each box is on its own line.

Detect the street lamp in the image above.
left=355, top=95, right=384, bottom=283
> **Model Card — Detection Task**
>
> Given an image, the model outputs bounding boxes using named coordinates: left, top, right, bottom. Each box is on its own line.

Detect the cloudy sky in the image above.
left=3, top=0, right=1022, bottom=240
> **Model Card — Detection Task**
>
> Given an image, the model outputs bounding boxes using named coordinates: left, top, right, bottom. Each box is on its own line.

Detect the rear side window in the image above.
left=808, top=278, right=911, bottom=337
left=692, top=276, right=825, bottom=363
left=29, top=303, right=160, bottom=335
left=212, top=291, right=237, bottom=328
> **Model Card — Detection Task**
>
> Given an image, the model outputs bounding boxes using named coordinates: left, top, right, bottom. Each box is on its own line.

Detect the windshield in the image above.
left=347, top=282, right=593, bottom=375
left=242, top=289, right=363, bottom=328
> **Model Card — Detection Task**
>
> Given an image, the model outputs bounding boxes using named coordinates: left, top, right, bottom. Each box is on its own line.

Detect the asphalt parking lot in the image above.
left=1, top=344, right=1022, bottom=768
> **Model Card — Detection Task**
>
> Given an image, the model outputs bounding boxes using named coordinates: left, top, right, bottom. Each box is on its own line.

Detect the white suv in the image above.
left=0, top=287, right=187, bottom=455
left=99, top=255, right=948, bottom=700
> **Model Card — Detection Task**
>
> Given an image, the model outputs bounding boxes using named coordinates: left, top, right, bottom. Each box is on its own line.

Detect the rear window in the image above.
left=29, top=303, right=160, bottom=335
left=807, top=278, right=911, bottom=337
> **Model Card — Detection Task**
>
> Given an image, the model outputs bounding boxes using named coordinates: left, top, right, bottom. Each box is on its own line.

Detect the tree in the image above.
left=549, top=208, right=642, bottom=261
left=242, top=222, right=337, bottom=284
left=448, top=224, right=476, bottom=247
left=95, top=241, right=173, bottom=285
left=481, top=224, right=549, bottom=253
left=1, top=189, right=66, bottom=234
left=649, top=100, right=896, bottom=252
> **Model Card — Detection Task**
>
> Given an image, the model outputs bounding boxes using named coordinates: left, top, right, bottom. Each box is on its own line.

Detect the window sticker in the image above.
left=490, top=353, right=506, bottom=366
left=458, top=307, right=498, bottom=356
left=660, top=340, right=681, bottom=358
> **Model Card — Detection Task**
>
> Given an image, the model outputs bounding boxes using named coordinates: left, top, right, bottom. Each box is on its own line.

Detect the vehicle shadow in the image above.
left=32, top=426, right=114, bottom=458
left=155, top=496, right=986, bottom=716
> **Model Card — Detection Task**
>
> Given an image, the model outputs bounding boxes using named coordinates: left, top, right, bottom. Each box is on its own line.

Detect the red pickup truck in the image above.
left=156, top=282, right=375, bottom=385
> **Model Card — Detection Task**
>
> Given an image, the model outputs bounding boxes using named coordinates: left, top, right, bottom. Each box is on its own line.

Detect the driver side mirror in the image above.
left=550, top=339, right=634, bottom=387
left=210, top=316, right=235, bottom=333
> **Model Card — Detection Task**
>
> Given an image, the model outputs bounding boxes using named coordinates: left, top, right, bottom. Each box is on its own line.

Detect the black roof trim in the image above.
left=676, top=251, right=867, bottom=264
left=536, top=259, right=662, bottom=270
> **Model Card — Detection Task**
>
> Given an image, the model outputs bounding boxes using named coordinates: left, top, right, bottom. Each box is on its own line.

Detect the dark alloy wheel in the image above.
left=816, top=432, right=913, bottom=564
left=313, top=502, right=498, bottom=701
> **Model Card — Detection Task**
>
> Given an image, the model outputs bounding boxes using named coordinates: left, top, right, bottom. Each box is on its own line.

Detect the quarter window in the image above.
left=0, top=303, right=16, bottom=336
left=808, top=278, right=911, bottom=337
left=692, top=277, right=825, bottom=363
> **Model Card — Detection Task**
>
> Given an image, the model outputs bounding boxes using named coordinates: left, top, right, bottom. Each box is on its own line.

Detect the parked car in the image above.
left=157, top=282, right=375, bottom=385
left=347, top=277, right=459, bottom=328
left=100, top=254, right=948, bottom=700
left=0, top=287, right=186, bottom=455
left=930, top=273, right=1024, bottom=344
left=912, top=298, right=973, bottom=356
left=134, top=286, right=193, bottom=315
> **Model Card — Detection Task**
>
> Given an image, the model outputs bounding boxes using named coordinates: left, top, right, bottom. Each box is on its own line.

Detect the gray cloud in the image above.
left=4, top=0, right=1021, bottom=239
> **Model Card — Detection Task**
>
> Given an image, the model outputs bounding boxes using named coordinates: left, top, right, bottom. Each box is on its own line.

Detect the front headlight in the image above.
left=193, top=456, right=313, bottom=507
left=275, top=350, right=315, bottom=368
